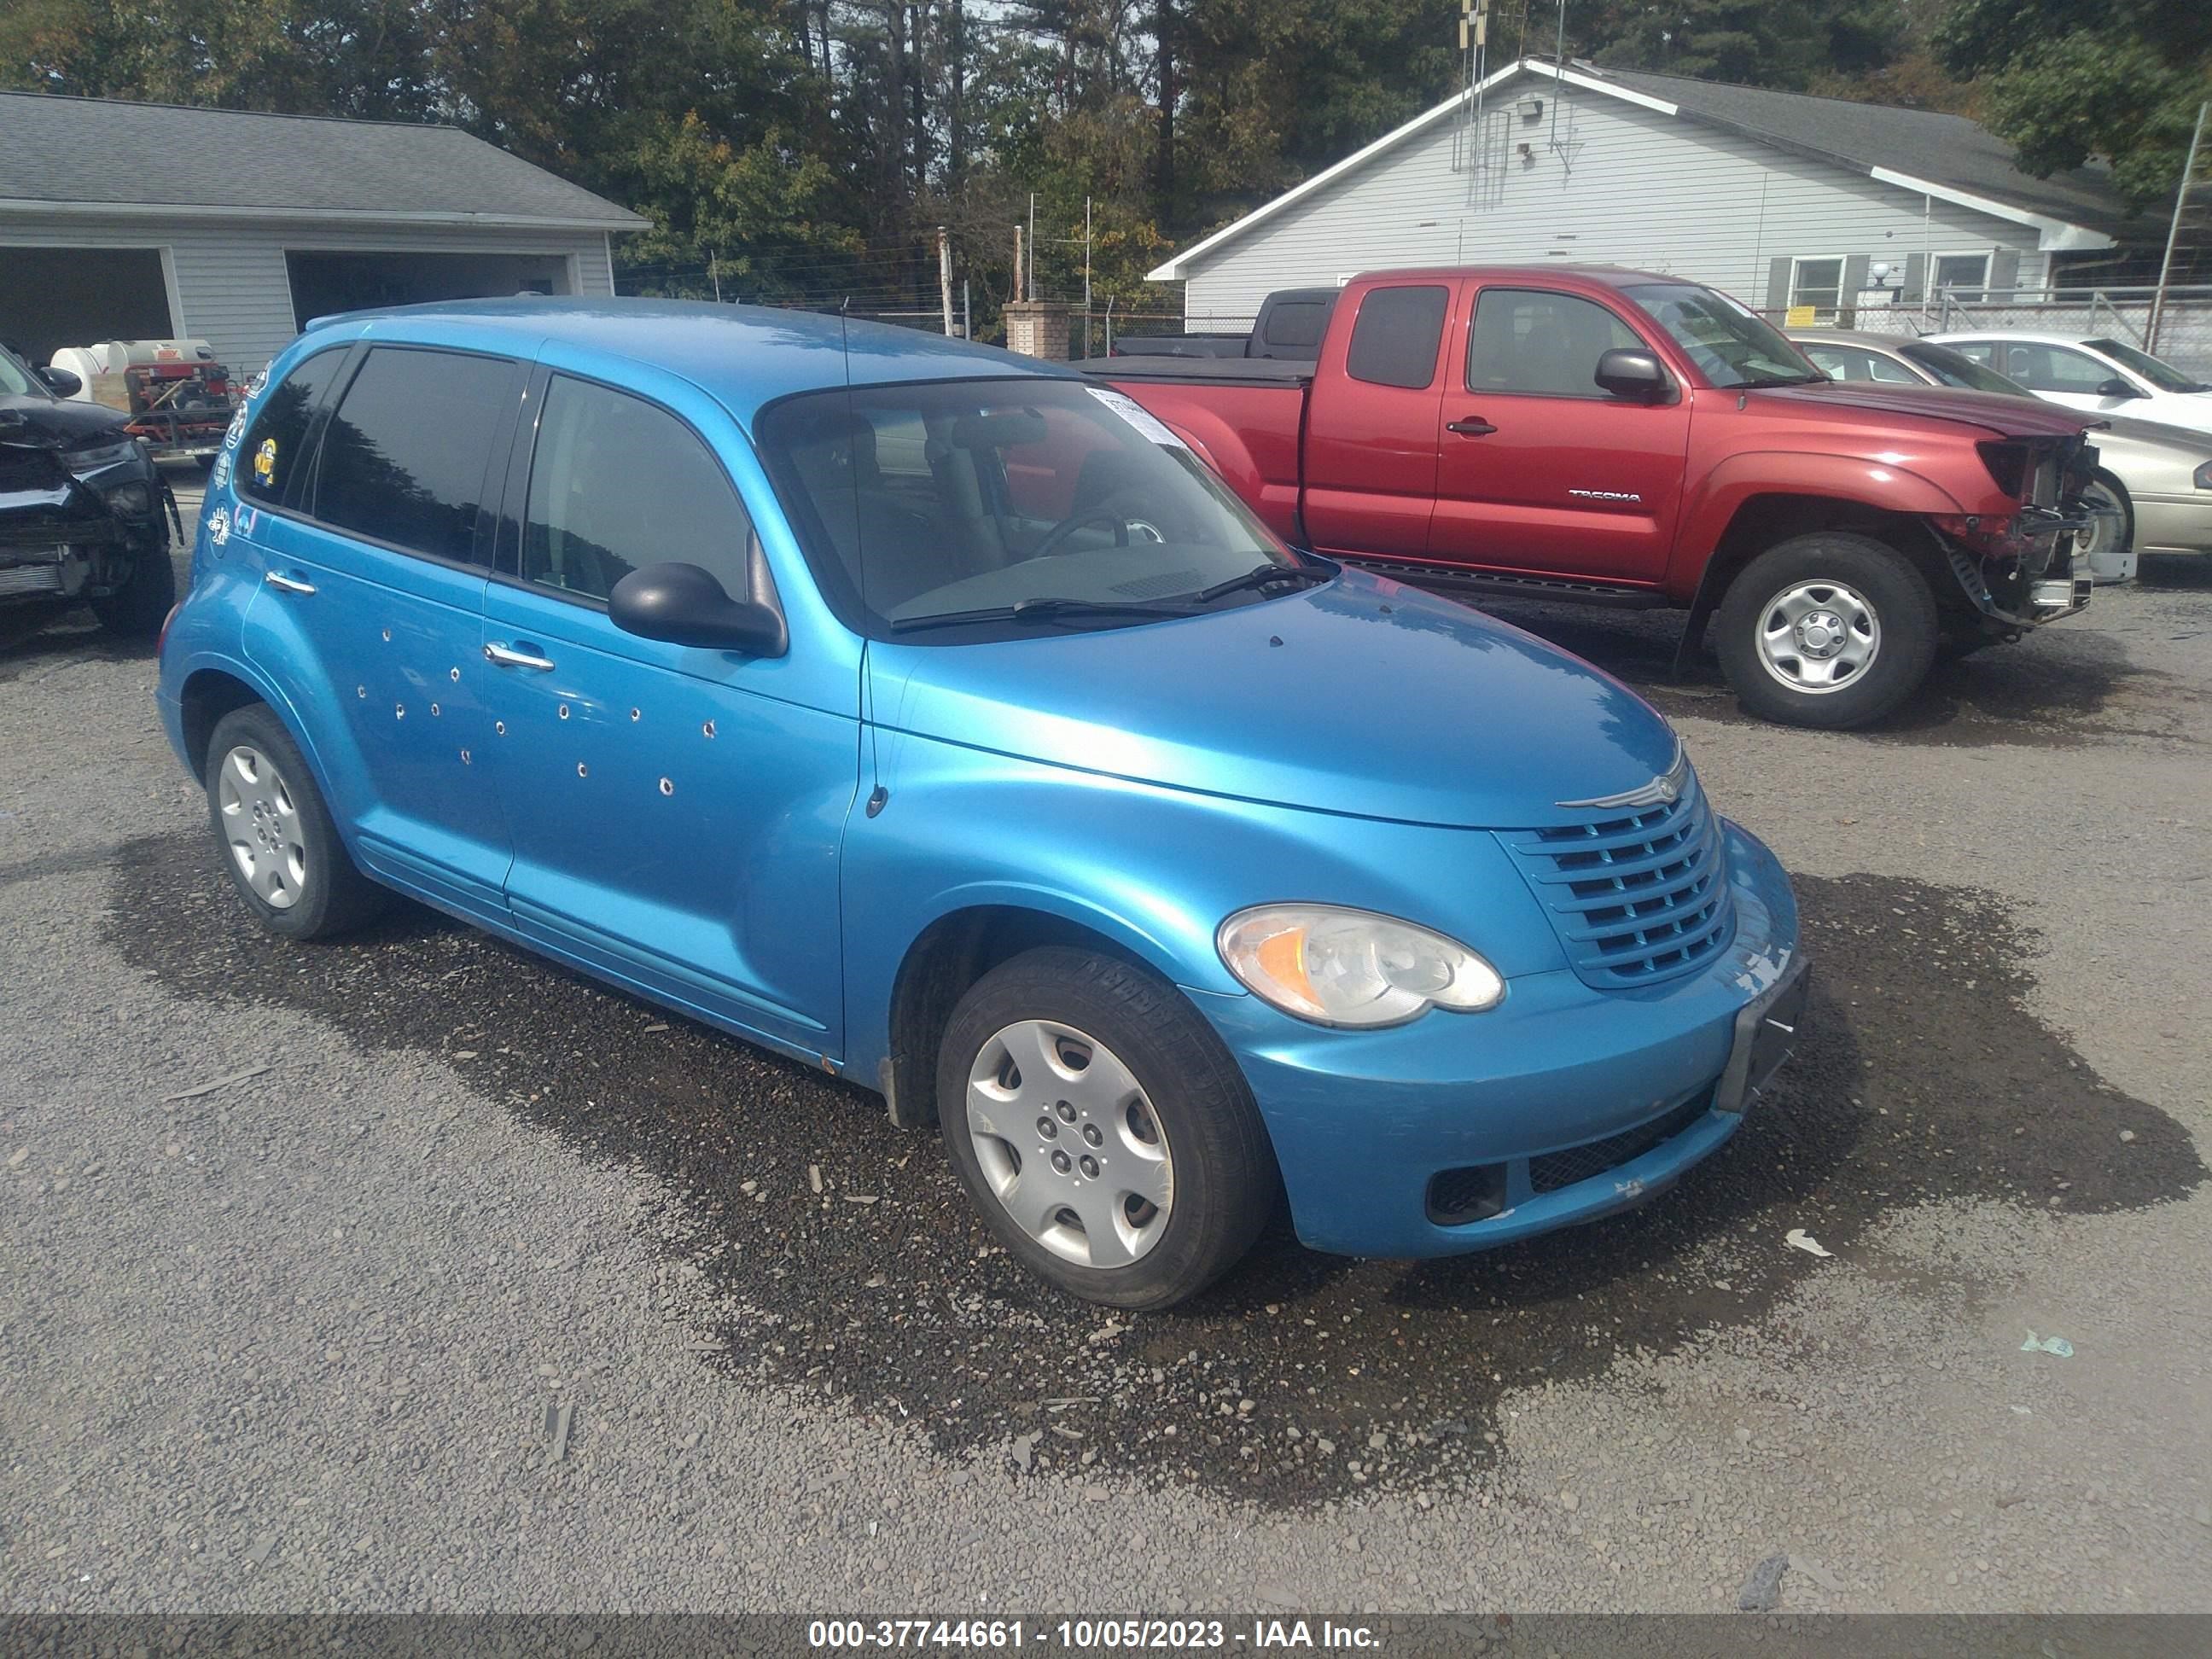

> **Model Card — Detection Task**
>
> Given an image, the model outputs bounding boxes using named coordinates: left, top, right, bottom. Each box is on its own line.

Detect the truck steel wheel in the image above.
left=1714, top=533, right=1937, bottom=730
left=203, top=704, right=391, bottom=940
left=937, top=946, right=1276, bottom=1309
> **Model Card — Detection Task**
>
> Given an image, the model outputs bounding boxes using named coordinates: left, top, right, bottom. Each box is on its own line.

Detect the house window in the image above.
left=1790, top=257, right=1846, bottom=324
left=1932, top=253, right=1991, bottom=301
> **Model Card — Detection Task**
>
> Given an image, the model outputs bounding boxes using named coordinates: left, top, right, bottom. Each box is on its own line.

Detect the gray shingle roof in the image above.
left=1592, top=66, right=2133, bottom=239
left=0, top=92, right=648, bottom=228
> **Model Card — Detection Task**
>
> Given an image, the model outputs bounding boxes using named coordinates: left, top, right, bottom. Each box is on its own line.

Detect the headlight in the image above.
left=69, top=439, right=141, bottom=474
left=1217, top=904, right=1505, bottom=1027
left=102, top=481, right=151, bottom=515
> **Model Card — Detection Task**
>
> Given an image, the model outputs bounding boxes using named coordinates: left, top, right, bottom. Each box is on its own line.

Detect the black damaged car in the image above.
left=2, top=337, right=177, bottom=638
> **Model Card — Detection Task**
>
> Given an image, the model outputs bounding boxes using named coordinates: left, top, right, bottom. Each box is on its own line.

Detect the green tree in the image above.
left=1934, top=0, right=2209, bottom=212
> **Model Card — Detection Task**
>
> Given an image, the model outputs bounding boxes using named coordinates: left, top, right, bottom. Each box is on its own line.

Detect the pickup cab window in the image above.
left=1344, top=285, right=1449, bottom=389
left=1467, top=288, right=1644, bottom=397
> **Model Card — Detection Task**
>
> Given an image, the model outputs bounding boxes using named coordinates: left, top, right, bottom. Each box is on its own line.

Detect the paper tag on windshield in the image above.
left=1086, top=385, right=1190, bottom=450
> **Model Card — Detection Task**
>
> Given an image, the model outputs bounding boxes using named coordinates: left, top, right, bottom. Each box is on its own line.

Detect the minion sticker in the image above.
left=253, top=437, right=277, bottom=487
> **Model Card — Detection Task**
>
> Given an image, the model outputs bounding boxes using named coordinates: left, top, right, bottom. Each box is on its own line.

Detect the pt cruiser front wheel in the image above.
left=937, top=946, right=1277, bottom=1309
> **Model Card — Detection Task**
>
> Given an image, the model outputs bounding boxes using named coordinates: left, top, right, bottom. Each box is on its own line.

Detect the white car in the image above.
left=1927, top=332, right=2212, bottom=436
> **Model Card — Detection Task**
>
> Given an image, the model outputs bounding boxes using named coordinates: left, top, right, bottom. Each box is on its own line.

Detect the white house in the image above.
left=1151, top=59, right=2139, bottom=327
left=0, top=93, right=647, bottom=374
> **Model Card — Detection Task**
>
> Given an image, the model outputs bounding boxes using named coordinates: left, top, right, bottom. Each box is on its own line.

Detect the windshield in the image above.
left=2084, top=338, right=2209, bottom=393
left=0, top=342, right=49, bottom=399
left=1629, top=283, right=1823, bottom=387
left=757, top=377, right=1300, bottom=637
left=1899, top=341, right=2033, bottom=396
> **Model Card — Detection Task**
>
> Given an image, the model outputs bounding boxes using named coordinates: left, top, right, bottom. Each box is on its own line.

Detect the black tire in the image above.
left=937, top=946, right=1277, bottom=1310
left=203, top=703, right=392, bottom=940
left=1714, top=532, right=1939, bottom=729
left=89, top=533, right=177, bottom=638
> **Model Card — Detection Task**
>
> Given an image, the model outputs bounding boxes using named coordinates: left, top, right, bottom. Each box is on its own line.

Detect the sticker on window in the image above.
left=1086, top=385, right=1190, bottom=451
left=253, top=437, right=277, bottom=486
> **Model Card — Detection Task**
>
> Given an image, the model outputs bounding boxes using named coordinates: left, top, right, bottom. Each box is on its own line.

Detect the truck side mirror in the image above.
left=36, top=365, right=82, bottom=398
left=1594, top=348, right=1668, bottom=402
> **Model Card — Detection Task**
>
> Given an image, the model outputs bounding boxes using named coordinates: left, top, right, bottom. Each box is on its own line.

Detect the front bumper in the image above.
left=1195, top=819, right=1803, bottom=1259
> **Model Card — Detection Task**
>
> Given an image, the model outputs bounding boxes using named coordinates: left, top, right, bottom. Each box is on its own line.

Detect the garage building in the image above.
left=0, top=92, right=647, bottom=375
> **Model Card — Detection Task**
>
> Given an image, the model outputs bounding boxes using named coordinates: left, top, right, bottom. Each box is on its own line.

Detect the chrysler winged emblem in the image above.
left=1557, top=744, right=1686, bottom=812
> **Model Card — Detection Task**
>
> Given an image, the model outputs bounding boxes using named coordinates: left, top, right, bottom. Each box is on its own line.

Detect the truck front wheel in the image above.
left=1714, top=533, right=1938, bottom=729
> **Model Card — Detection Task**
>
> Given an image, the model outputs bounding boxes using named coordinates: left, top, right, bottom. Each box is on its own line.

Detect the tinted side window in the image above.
left=238, top=349, right=346, bottom=506
left=1468, top=288, right=1644, bottom=396
left=523, top=376, right=754, bottom=603
left=312, top=347, right=515, bottom=562
left=2005, top=344, right=2113, bottom=394
left=1801, top=343, right=1918, bottom=384
left=1345, top=285, right=1449, bottom=389
left=1261, top=299, right=1330, bottom=352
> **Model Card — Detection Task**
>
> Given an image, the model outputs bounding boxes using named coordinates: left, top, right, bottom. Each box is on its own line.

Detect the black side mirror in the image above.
left=1594, top=347, right=1669, bottom=402
left=36, top=365, right=82, bottom=398
left=608, top=542, right=788, bottom=656
left=2095, top=377, right=2140, bottom=399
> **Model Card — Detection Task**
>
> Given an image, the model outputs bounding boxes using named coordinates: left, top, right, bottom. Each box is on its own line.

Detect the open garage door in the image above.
left=286, top=250, right=571, bottom=325
left=0, top=247, right=175, bottom=365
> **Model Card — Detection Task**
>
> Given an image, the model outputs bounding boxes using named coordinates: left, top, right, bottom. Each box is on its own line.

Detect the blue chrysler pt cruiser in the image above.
left=158, top=300, right=1807, bottom=1308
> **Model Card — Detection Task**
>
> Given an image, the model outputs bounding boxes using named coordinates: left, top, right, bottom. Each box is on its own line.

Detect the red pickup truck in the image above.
left=1091, top=266, right=2098, bottom=727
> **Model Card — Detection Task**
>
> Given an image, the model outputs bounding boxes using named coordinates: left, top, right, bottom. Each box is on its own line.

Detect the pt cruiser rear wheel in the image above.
left=1714, top=532, right=1938, bottom=730
left=938, top=946, right=1276, bottom=1309
left=203, top=704, right=391, bottom=940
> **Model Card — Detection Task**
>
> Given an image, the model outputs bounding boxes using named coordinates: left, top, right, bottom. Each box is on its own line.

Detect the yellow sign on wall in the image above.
left=1784, top=305, right=1817, bottom=328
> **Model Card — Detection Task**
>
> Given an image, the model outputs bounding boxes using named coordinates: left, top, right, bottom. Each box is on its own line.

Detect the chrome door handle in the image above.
left=1446, top=416, right=1499, bottom=437
left=263, top=571, right=316, bottom=595
left=483, top=641, right=556, bottom=672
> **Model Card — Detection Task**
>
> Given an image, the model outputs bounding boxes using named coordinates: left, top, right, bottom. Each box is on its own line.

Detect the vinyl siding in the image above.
left=1179, top=84, right=2047, bottom=323
left=1, top=214, right=619, bottom=372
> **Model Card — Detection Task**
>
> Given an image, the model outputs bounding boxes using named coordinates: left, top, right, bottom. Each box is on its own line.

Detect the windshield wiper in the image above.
left=1189, top=562, right=1332, bottom=604
left=1738, top=371, right=1826, bottom=387
left=890, top=596, right=1197, bottom=633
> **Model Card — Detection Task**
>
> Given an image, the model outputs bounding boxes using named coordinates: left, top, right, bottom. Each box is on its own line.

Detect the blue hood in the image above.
left=865, top=570, right=1681, bottom=830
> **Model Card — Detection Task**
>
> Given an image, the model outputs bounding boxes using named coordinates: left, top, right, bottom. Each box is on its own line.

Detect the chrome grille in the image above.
left=1500, top=766, right=1736, bottom=990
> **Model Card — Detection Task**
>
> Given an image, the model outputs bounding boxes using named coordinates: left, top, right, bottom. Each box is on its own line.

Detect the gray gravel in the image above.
left=3, top=510, right=2209, bottom=1613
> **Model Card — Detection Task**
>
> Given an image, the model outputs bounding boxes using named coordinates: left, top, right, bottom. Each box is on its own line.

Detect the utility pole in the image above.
left=2151, top=99, right=2209, bottom=353
left=937, top=226, right=954, bottom=336
left=1027, top=193, right=1037, bottom=301
left=710, top=250, right=721, bottom=303
left=1083, top=196, right=1093, bottom=358
left=963, top=279, right=971, bottom=341
left=1012, top=224, right=1024, bottom=301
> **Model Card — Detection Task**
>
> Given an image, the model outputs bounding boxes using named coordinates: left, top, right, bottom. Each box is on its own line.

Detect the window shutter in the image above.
left=1901, top=252, right=1927, bottom=302
left=1767, top=257, right=1792, bottom=311
left=1989, top=248, right=2021, bottom=296
left=1840, top=256, right=1871, bottom=323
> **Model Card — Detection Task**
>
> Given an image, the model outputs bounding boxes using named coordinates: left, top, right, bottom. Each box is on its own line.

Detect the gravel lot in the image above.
left=4, top=479, right=2209, bottom=1614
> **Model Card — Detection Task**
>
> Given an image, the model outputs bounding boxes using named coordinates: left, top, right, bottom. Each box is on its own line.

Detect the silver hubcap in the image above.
left=216, top=743, right=307, bottom=909
left=2078, top=483, right=2124, bottom=561
left=1755, top=579, right=1881, bottom=694
left=965, top=1019, right=1173, bottom=1269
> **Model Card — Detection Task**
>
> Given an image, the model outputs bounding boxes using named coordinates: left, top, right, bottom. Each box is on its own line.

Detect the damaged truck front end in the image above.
left=1930, top=430, right=2099, bottom=644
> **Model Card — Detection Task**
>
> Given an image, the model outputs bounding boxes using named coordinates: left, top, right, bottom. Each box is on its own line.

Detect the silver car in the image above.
left=1791, top=329, right=2212, bottom=561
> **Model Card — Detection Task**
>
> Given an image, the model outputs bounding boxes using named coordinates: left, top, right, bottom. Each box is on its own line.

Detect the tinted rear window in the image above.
left=311, top=347, right=516, bottom=563
left=238, top=349, right=346, bottom=507
left=1261, top=300, right=1330, bottom=351
left=1345, top=286, right=1448, bottom=389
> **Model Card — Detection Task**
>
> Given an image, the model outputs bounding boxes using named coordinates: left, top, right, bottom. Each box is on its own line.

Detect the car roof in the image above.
left=295, top=297, right=1076, bottom=423
left=1350, top=265, right=1683, bottom=292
